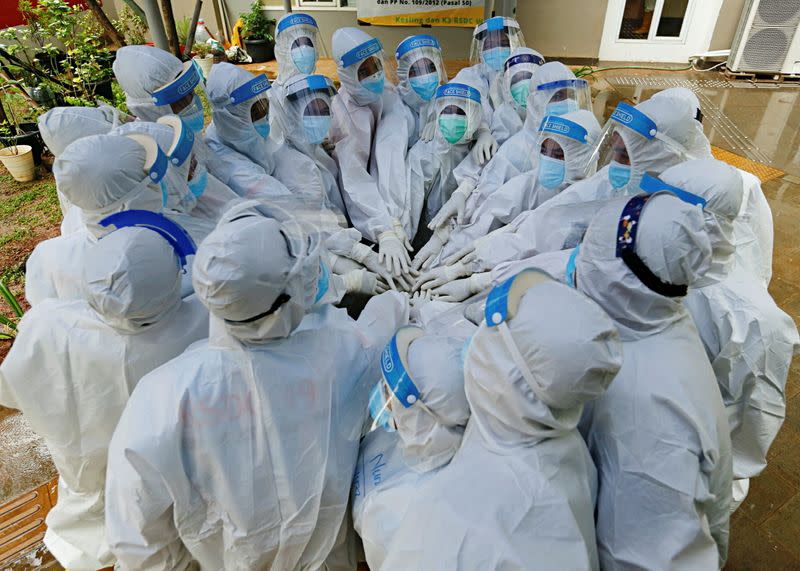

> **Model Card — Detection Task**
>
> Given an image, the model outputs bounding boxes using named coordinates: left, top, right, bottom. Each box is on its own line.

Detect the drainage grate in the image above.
left=605, top=76, right=774, bottom=165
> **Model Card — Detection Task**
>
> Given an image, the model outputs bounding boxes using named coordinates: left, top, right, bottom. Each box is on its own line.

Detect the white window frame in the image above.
left=295, top=0, right=357, bottom=10
left=599, top=0, right=724, bottom=62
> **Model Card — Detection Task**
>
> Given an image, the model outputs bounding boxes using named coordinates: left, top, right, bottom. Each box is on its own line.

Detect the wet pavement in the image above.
left=1, top=66, right=799, bottom=568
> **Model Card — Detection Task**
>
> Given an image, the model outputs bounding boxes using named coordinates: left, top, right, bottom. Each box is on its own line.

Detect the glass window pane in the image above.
left=618, top=0, right=656, bottom=40
left=656, top=0, right=689, bottom=37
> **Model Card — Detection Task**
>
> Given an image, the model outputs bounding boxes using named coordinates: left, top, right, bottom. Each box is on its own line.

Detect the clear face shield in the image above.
left=434, top=83, right=482, bottom=146
left=286, top=74, right=337, bottom=145
left=157, top=115, right=210, bottom=200
left=536, top=115, right=594, bottom=190
left=535, top=78, right=591, bottom=118
left=395, top=35, right=447, bottom=103
left=276, top=14, right=321, bottom=76
left=583, top=101, right=694, bottom=185
left=369, top=326, right=446, bottom=433
left=470, top=17, right=525, bottom=72
left=339, top=37, right=386, bottom=102
left=150, top=61, right=208, bottom=134
left=503, top=52, right=545, bottom=112
left=227, top=73, right=272, bottom=140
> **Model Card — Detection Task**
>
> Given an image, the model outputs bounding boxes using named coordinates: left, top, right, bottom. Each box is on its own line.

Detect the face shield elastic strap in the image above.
left=224, top=293, right=291, bottom=324
left=617, top=194, right=688, bottom=298
left=640, top=173, right=707, bottom=208
left=435, top=83, right=481, bottom=104
left=484, top=271, right=549, bottom=393
left=277, top=13, right=317, bottom=34
left=287, top=74, right=335, bottom=99
left=98, top=209, right=197, bottom=268
left=340, top=37, right=382, bottom=68
left=395, top=34, right=440, bottom=60
left=610, top=102, right=693, bottom=159
left=539, top=115, right=590, bottom=144
left=151, top=62, right=202, bottom=107
left=229, top=74, right=271, bottom=106
left=504, top=52, right=545, bottom=72
left=537, top=78, right=588, bottom=94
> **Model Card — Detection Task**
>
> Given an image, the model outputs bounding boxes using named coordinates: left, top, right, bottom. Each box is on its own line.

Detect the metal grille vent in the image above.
left=742, top=27, right=792, bottom=71
left=754, top=0, right=800, bottom=27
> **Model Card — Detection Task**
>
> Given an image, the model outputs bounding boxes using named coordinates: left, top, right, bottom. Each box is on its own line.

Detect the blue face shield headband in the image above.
left=616, top=194, right=690, bottom=298
left=151, top=62, right=202, bottom=107
left=229, top=74, right=272, bottom=106
left=539, top=115, right=590, bottom=144
left=277, top=12, right=317, bottom=34
left=98, top=209, right=197, bottom=269
left=504, top=52, right=545, bottom=72
left=167, top=121, right=194, bottom=167
left=610, top=101, right=692, bottom=158
left=395, top=34, right=440, bottom=61
left=340, top=37, right=383, bottom=68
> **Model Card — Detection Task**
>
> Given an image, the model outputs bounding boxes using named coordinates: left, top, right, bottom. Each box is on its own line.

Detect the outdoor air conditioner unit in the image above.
left=727, top=0, right=800, bottom=75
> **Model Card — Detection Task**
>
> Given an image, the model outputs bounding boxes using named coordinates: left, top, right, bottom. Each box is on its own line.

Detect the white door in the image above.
left=599, top=0, right=724, bottom=62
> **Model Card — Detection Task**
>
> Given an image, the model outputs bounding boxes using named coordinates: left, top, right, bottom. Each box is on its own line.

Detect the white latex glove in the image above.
left=378, top=230, right=412, bottom=276
left=392, top=219, right=414, bottom=253
left=351, top=242, right=413, bottom=291
left=420, top=118, right=437, bottom=142
left=428, top=181, right=476, bottom=230
left=472, top=128, right=498, bottom=166
left=443, top=243, right=478, bottom=268
left=329, top=253, right=364, bottom=275
left=430, top=272, right=492, bottom=302
left=412, top=225, right=451, bottom=272
left=343, top=269, right=390, bottom=295
left=408, top=289, right=432, bottom=322
left=414, top=262, right=470, bottom=293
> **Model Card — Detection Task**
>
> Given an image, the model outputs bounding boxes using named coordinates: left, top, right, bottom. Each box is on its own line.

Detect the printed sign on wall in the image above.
left=358, top=0, right=485, bottom=28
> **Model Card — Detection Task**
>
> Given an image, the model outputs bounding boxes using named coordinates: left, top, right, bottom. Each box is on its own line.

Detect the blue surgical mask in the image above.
left=253, top=117, right=270, bottom=139
left=302, top=114, right=331, bottom=145
left=510, top=81, right=530, bottom=108
left=409, top=72, right=439, bottom=101
left=438, top=114, right=468, bottom=144
left=608, top=161, right=632, bottom=189
left=362, top=70, right=385, bottom=95
left=291, top=45, right=317, bottom=74
left=188, top=166, right=208, bottom=198
left=483, top=47, right=511, bottom=71
left=538, top=155, right=566, bottom=189
left=545, top=99, right=579, bottom=117
left=179, top=95, right=205, bottom=134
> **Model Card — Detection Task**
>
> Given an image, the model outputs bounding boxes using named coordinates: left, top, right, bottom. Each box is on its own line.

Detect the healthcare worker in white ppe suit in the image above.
left=576, top=192, right=733, bottom=569
left=394, top=34, right=448, bottom=145
left=268, top=12, right=321, bottom=141
left=659, top=160, right=799, bottom=508
left=0, top=221, right=208, bottom=571
left=488, top=47, right=545, bottom=145
left=352, top=328, right=469, bottom=570
left=105, top=212, right=410, bottom=571
left=381, top=269, right=623, bottom=571
left=652, top=87, right=774, bottom=286
left=25, top=133, right=202, bottom=305
left=329, top=27, right=418, bottom=277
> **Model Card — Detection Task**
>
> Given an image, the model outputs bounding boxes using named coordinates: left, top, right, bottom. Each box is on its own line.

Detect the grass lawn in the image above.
left=0, top=166, right=61, bottom=360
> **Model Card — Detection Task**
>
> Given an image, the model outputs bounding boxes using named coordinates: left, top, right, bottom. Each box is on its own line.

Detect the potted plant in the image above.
left=0, top=79, right=45, bottom=167
left=193, top=42, right=214, bottom=78
left=240, top=1, right=276, bottom=63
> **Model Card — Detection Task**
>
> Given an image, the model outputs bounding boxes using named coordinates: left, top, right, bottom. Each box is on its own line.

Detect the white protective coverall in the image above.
left=450, top=61, right=582, bottom=196
left=577, top=193, right=733, bottom=570
left=436, top=109, right=602, bottom=263
left=110, top=120, right=234, bottom=218
left=329, top=28, right=416, bottom=262
left=651, top=87, right=774, bottom=285
left=0, top=227, right=208, bottom=571
left=395, top=34, right=447, bottom=145
left=205, top=62, right=326, bottom=204
left=281, top=74, right=346, bottom=214
left=25, top=134, right=212, bottom=305
left=268, top=12, right=321, bottom=142
left=113, top=45, right=185, bottom=122
left=382, top=270, right=623, bottom=570
left=659, top=160, right=799, bottom=489
left=37, top=105, right=125, bottom=234
left=105, top=214, right=409, bottom=571
left=352, top=330, right=470, bottom=570
left=489, top=47, right=544, bottom=145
